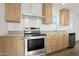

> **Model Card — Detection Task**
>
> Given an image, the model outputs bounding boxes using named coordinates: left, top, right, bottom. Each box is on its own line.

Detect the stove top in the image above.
left=24, top=33, right=46, bottom=37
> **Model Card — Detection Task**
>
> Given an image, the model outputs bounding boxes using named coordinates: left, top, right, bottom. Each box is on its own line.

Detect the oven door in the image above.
left=25, top=36, right=45, bottom=55
left=28, top=38, right=44, bottom=51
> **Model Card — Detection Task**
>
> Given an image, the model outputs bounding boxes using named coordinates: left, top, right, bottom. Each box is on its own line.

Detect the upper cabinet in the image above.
left=5, top=3, right=21, bottom=23
left=22, top=3, right=42, bottom=16
left=60, top=8, right=69, bottom=26
left=42, top=3, right=52, bottom=24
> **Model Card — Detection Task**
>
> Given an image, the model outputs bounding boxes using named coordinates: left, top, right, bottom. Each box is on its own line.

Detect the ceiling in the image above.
left=53, top=3, right=79, bottom=16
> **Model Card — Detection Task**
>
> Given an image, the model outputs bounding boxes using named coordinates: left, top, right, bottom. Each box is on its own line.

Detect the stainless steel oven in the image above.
left=24, top=27, right=46, bottom=56
left=25, top=36, right=46, bottom=56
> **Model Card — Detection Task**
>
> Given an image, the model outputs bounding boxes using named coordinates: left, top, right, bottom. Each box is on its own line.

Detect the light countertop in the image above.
left=0, top=31, right=24, bottom=38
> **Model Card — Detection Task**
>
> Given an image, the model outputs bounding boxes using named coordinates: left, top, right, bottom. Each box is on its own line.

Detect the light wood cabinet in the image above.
left=46, top=33, right=57, bottom=46
left=63, top=33, right=69, bottom=48
left=46, top=45, right=57, bottom=54
left=42, top=3, right=52, bottom=24
left=58, top=32, right=65, bottom=50
left=5, top=3, right=21, bottom=22
left=58, top=32, right=69, bottom=50
left=0, top=37, right=24, bottom=56
left=46, top=38, right=57, bottom=46
left=45, top=33, right=58, bottom=54
left=45, top=31, right=69, bottom=54
left=0, top=39, right=4, bottom=56
left=60, top=8, right=69, bottom=26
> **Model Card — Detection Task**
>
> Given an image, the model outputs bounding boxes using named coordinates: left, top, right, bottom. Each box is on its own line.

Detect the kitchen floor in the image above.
left=48, top=41, right=79, bottom=56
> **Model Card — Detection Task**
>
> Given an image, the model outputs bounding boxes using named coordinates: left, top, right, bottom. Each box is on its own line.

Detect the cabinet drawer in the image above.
left=46, top=39, right=57, bottom=46
left=46, top=35, right=57, bottom=40
left=46, top=45, right=57, bottom=54
left=46, top=35, right=52, bottom=40
left=63, top=33, right=69, bottom=36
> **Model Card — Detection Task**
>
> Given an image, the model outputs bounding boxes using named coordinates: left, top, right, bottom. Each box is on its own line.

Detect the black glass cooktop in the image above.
left=24, top=33, right=46, bottom=36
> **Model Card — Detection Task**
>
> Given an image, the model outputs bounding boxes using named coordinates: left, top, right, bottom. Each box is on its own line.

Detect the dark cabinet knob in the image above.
left=17, top=17, right=20, bottom=19
left=21, top=39, right=23, bottom=40
left=51, top=42, right=53, bottom=43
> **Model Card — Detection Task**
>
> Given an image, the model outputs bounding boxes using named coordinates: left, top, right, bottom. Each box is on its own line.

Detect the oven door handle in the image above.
left=25, top=36, right=46, bottom=40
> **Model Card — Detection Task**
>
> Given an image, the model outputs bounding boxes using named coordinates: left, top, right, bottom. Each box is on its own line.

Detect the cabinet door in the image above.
left=0, top=38, right=10, bottom=56
left=2, top=38, right=15, bottom=56
left=15, top=37, right=24, bottom=56
left=46, top=45, right=57, bottom=54
left=60, top=8, right=69, bottom=26
left=42, top=3, right=52, bottom=24
left=0, top=39, right=4, bottom=56
left=63, top=33, right=69, bottom=48
left=58, top=32, right=69, bottom=50
left=0, top=37, right=24, bottom=56
left=5, top=3, right=21, bottom=22
left=58, top=33, right=64, bottom=50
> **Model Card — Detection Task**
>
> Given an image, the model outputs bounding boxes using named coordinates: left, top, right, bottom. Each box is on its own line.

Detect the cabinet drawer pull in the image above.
left=17, top=17, right=20, bottom=19
left=21, top=39, right=23, bottom=40
left=63, top=34, right=65, bottom=36
left=51, top=42, right=53, bottom=43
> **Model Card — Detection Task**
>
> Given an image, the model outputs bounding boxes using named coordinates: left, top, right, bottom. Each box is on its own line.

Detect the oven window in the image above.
left=28, top=38, right=44, bottom=51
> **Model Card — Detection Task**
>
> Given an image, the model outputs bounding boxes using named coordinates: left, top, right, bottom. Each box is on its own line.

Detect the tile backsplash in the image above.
left=24, top=18, right=54, bottom=31
left=7, top=17, right=69, bottom=31
left=8, top=19, right=24, bottom=31
left=7, top=18, right=54, bottom=31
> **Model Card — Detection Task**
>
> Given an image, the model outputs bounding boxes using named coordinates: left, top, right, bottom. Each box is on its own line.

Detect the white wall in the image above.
left=8, top=19, right=24, bottom=31
left=71, top=14, right=79, bottom=41
left=0, top=3, right=8, bottom=35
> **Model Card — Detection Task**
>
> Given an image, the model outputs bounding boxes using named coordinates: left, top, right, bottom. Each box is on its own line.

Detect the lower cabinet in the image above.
left=0, top=37, right=24, bottom=56
left=46, top=45, right=57, bottom=54
left=45, top=33, right=58, bottom=54
left=63, top=33, right=69, bottom=48
left=58, top=32, right=69, bottom=50
left=45, top=31, right=69, bottom=54
left=58, top=32, right=64, bottom=50
left=0, top=39, right=4, bottom=56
